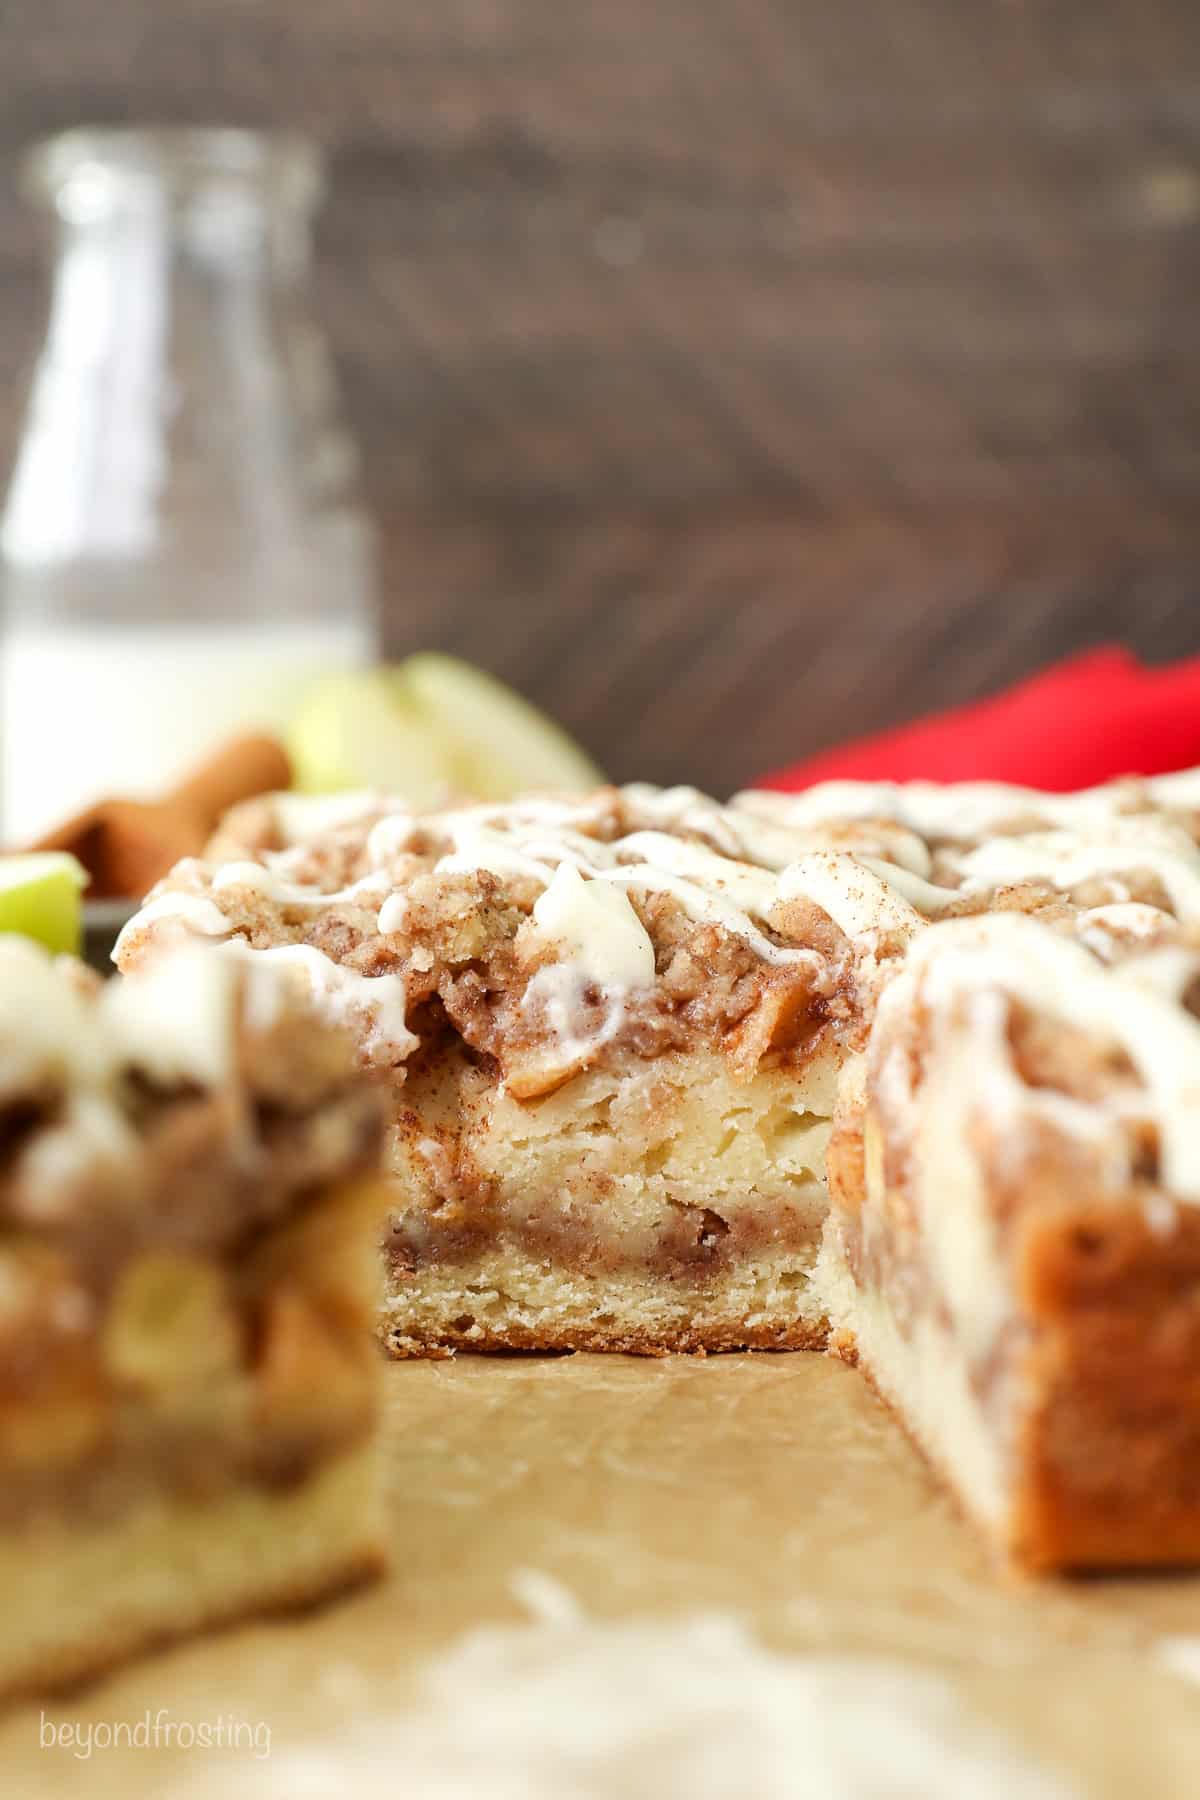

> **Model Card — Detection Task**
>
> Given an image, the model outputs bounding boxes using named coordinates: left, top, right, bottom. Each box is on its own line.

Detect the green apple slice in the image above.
left=400, top=654, right=602, bottom=800
left=286, top=670, right=451, bottom=805
left=0, top=853, right=88, bottom=953
left=287, top=657, right=603, bottom=803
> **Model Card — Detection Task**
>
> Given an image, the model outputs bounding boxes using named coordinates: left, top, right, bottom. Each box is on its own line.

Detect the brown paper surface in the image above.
left=6, top=1353, right=1200, bottom=1795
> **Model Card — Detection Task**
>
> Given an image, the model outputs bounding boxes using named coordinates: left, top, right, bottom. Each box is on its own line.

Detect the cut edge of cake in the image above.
left=0, top=941, right=389, bottom=1700
left=821, top=911, right=1200, bottom=1570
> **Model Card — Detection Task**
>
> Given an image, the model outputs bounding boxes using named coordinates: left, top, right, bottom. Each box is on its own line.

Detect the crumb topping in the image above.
left=116, top=778, right=1200, bottom=1121
left=867, top=912, right=1200, bottom=1204
left=0, top=939, right=381, bottom=1250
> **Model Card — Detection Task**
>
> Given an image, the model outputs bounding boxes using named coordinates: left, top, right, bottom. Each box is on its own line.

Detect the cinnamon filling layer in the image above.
left=387, top=1186, right=822, bottom=1284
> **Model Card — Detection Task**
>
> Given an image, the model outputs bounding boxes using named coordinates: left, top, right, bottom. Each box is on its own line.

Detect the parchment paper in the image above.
left=6, top=1354, right=1200, bottom=1796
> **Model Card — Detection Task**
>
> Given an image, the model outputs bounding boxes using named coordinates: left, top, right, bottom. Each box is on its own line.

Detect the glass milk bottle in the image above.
left=0, top=128, right=377, bottom=844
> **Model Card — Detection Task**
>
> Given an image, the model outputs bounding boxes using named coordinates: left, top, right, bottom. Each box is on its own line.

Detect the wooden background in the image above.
left=1, top=1, right=1198, bottom=793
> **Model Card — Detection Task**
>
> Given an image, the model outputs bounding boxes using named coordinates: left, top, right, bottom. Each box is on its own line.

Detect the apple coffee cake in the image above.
left=118, top=785, right=940, bottom=1354
left=115, top=770, right=1200, bottom=1566
left=1, top=938, right=388, bottom=1700
left=821, top=911, right=1200, bottom=1569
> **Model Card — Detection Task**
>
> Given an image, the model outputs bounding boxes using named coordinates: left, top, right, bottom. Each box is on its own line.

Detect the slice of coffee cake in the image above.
left=1, top=940, right=387, bottom=1699
left=820, top=911, right=1200, bottom=1570
left=117, top=787, right=934, bottom=1355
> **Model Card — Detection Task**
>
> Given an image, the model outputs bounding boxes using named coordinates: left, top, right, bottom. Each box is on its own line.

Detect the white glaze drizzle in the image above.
left=112, top=888, right=231, bottom=961
left=192, top=781, right=1200, bottom=981
left=127, top=783, right=936, bottom=994
left=1074, top=902, right=1174, bottom=963
left=377, top=892, right=410, bottom=935
left=529, top=863, right=656, bottom=991
left=622, top=781, right=821, bottom=870
left=738, top=783, right=1200, bottom=930
left=514, top=963, right=627, bottom=1092
left=0, top=938, right=255, bottom=1103
left=737, top=767, right=1200, bottom=844
left=435, top=823, right=559, bottom=884
left=0, top=934, right=384, bottom=1202
left=211, top=860, right=391, bottom=910
left=353, top=788, right=943, bottom=971
left=271, top=790, right=387, bottom=841
left=856, top=857, right=961, bottom=917
left=1114, top=944, right=1200, bottom=1003
left=0, top=936, right=108, bottom=1095
left=365, top=811, right=418, bottom=868
left=627, top=781, right=938, bottom=877
left=735, top=777, right=1147, bottom=839
left=953, top=823, right=1200, bottom=920
left=115, top=776, right=1200, bottom=1103
left=431, top=815, right=825, bottom=968
left=1144, top=767, right=1200, bottom=811
left=777, top=852, right=926, bottom=943
left=898, top=913, right=1200, bottom=1198
left=102, top=946, right=241, bottom=1088
left=221, top=941, right=418, bottom=1062
left=599, top=863, right=815, bottom=968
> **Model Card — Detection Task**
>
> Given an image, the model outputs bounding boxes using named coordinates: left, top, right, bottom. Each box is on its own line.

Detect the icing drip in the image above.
left=736, top=777, right=1150, bottom=840
left=1145, top=767, right=1200, bottom=811
left=614, top=832, right=780, bottom=913
left=1075, top=902, right=1174, bottom=963
left=223, top=942, right=417, bottom=1063
left=0, top=937, right=108, bottom=1096
left=898, top=914, right=1200, bottom=1199
left=858, top=858, right=960, bottom=916
left=622, top=781, right=841, bottom=871
left=112, top=889, right=230, bottom=960
left=516, top=963, right=627, bottom=1091
left=0, top=934, right=394, bottom=1206
left=433, top=815, right=826, bottom=969
left=377, top=892, right=410, bottom=935
left=739, top=788, right=1200, bottom=925
left=272, top=790, right=385, bottom=841
left=115, top=776, right=1200, bottom=1117
left=366, top=812, right=418, bottom=868
left=739, top=768, right=1200, bottom=845
left=0, top=937, right=244, bottom=1105
left=1115, top=945, right=1200, bottom=1003
left=436, top=824, right=559, bottom=884
left=953, top=823, right=1200, bottom=920
left=174, top=780, right=1200, bottom=996
left=529, top=863, right=656, bottom=991
left=599, top=863, right=815, bottom=969
left=211, top=861, right=391, bottom=910
left=778, top=852, right=927, bottom=943
left=103, top=947, right=241, bottom=1088
left=509, top=865, right=656, bottom=1088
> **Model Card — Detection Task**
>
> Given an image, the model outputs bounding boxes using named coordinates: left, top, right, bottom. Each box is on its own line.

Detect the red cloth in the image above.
left=757, top=647, right=1200, bottom=793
